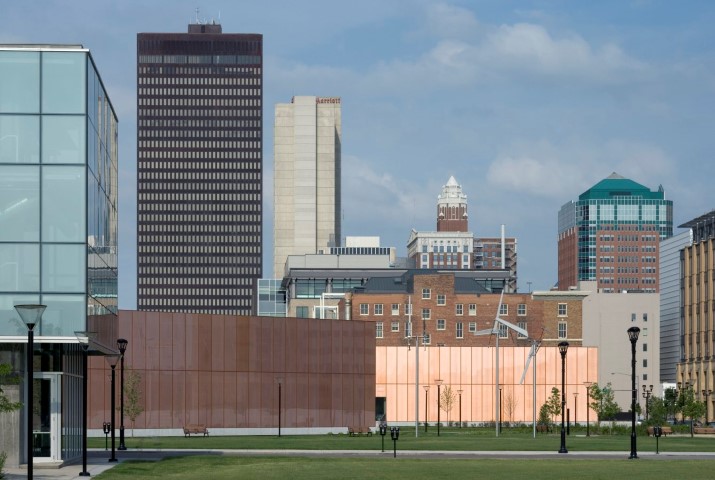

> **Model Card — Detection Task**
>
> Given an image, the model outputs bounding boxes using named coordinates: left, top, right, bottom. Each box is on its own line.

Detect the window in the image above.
left=643, top=359, right=648, bottom=368
left=499, top=323, right=508, bottom=338
left=631, top=313, right=636, bottom=322
left=558, top=322, right=567, bottom=339
left=422, top=308, right=431, bottom=320
left=643, top=343, right=648, bottom=352
left=374, top=304, right=383, bottom=315
left=422, top=288, right=431, bottom=299
left=517, top=321, right=527, bottom=338
left=518, top=304, right=527, bottom=316
left=437, top=294, right=446, bottom=306
left=643, top=313, right=648, bottom=322
left=468, top=304, right=477, bottom=316
left=643, top=374, right=648, bottom=381
left=456, top=304, right=463, bottom=315
left=376, top=322, right=383, bottom=338
left=437, top=319, right=446, bottom=330
left=360, top=303, right=369, bottom=315
left=423, top=333, right=431, bottom=345
left=391, top=321, right=400, bottom=332
left=405, top=303, right=412, bottom=315
left=468, top=322, right=477, bottom=333
left=296, top=306, right=308, bottom=318
left=500, top=304, right=508, bottom=316
left=391, top=304, right=400, bottom=315
left=456, top=322, right=463, bottom=339
left=558, top=303, right=567, bottom=316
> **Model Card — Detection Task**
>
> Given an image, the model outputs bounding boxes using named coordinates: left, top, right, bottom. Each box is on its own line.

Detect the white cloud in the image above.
left=424, top=3, right=481, bottom=39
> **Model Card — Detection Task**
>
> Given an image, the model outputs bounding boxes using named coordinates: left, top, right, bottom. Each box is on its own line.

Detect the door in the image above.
left=33, top=373, right=61, bottom=462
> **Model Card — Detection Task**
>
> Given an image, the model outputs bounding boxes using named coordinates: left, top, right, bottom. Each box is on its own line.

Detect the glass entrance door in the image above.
left=33, top=373, right=61, bottom=462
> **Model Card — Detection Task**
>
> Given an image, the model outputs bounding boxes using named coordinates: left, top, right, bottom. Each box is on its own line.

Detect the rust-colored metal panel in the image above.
left=159, top=312, right=173, bottom=370
left=171, top=313, right=186, bottom=370
left=145, top=313, right=160, bottom=370
left=197, top=314, right=212, bottom=372
left=185, top=314, right=199, bottom=371
left=158, top=370, right=173, bottom=428
left=210, top=371, right=224, bottom=427
left=236, top=317, right=249, bottom=371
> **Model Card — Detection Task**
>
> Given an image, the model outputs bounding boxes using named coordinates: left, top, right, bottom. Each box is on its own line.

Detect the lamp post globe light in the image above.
left=558, top=341, right=569, bottom=454
left=435, top=379, right=443, bottom=437
left=627, top=326, right=640, bottom=460
left=105, top=353, right=121, bottom=462
left=75, top=331, right=97, bottom=477
left=642, top=384, right=653, bottom=422
left=117, top=338, right=128, bottom=450
left=15, top=304, right=46, bottom=480
left=423, top=385, right=429, bottom=432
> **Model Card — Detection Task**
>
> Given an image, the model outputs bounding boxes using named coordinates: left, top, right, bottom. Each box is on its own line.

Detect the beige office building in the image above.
left=273, top=96, right=341, bottom=279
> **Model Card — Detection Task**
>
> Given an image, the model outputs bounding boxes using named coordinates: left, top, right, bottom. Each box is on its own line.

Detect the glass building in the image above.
left=557, top=172, right=673, bottom=292
left=0, top=45, right=118, bottom=466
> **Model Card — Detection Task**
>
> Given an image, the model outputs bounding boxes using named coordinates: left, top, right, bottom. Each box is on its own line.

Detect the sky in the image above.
left=2, top=0, right=714, bottom=309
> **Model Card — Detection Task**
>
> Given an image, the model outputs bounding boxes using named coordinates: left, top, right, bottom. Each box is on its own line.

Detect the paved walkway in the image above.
left=5, top=448, right=715, bottom=478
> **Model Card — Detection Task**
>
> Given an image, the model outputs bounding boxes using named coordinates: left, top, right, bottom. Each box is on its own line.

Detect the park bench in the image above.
left=348, top=426, right=373, bottom=436
left=183, top=424, right=209, bottom=437
left=693, top=427, right=715, bottom=434
left=646, top=426, right=672, bottom=437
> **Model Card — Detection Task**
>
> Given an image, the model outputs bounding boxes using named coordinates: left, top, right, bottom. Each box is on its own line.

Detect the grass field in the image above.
left=90, top=426, right=715, bottom=453
left=93, top=455, right=715, bottom=480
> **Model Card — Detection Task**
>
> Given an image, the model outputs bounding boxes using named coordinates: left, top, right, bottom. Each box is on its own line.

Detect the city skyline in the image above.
left=2, top=1, right=714, bottom=308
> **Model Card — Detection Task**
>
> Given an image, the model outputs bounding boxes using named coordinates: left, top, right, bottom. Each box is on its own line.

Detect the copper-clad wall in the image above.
left=377, top=345, right=597, bottom=424
left=88, top=311, right=375, bottom=431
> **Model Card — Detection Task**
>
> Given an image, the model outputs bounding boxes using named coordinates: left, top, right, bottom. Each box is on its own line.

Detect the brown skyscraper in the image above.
left=137, top=23, right=262, bottom=314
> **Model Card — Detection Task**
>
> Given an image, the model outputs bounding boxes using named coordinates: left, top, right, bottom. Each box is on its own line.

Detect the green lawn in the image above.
left=94, top=456, right=715, bottom=480
left=91, top=426, right=715, bottom=453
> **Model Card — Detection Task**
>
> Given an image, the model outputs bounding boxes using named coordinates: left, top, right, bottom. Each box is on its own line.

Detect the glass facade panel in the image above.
left=41, top=52, right=86, bottom=114
left=42, top=115, right=86, bottom=164
left=42, top=244, right=85, bottom=293
left=0, top=51, right=40, bottom=112
left=0, top=293, right=40, bottom=335
left=40, top=294, right=85, bottom=336
left=0, top=165, right=40, bottom=241
left=0, top=115, right=40, bottom=163
left=42, top=166, right=86, bottom=242
left=0, top=243, right=40, bottom=291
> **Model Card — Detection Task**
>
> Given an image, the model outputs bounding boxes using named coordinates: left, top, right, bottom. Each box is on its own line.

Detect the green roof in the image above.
left=579, top=172, right=664, bottom=201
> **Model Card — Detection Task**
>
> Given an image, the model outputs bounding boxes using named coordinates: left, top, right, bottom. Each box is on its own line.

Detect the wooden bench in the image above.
left=348, top=426, right=373, bottom=436
left=646, top=426, right=673, bottom=437
left=183, top=424, right=209, bottom=437
left=694, top=427, right=715, bottom=434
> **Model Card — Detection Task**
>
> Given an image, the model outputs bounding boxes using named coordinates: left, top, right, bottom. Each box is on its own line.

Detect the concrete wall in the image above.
left=0, top=384, right=20, bottom=467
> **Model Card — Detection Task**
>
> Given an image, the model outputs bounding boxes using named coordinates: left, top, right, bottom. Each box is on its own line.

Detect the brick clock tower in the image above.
left=437, top=176, right=468, bottom=232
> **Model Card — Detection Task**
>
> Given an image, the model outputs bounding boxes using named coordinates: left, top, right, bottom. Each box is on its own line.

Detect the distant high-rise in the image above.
left=557, top=172, right=673, bottom=292
left=137, top=23, right=263, bottom=314
left=273, top=96, right=341, bottom=279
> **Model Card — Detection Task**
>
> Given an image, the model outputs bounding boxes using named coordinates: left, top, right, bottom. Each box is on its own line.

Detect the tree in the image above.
left=0, top=364, right=22, bottom=414
left=588, top=383, right=619, bottom=432
left=647, top=396, right=668, bottom=426
left=123, top=370, right=144, bottom=437
left=678, top=386, right=706, bottom=437
left=538, top=403, right=552, bottom=431
left=440, top=385, right=456, bottom=425
left=664, top=387, right=679, bottom=423
left=503, top=388, right=518, bottom=427
left=546, top=387, right=561, bottom=423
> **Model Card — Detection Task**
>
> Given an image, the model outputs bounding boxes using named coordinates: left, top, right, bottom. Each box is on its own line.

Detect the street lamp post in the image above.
left=15, top=304, right=46, bottom=480
left=117, top=338, right=128, bottom=451
left=499, top=387, right=503, bottom=433
left=573, top=392, right=579, bottom=430
left=558, top=342, right=569, bottom=454
left=642, top=384, right=653, bottom=422
left=628, top=326, right=640, bottom=460
left=703, top=389, right=712, bottom=425
left=276, top=377, right=283, bottom=437
left=435, top=379, right=443, bottom=436
left=457, top=389, right=463, bottom=427
left=75, top=331, right=96, bottom=477
left=423, top=385, right=429, bottom=432
left=584, top=382, right=593, bottom=437
left=106, top=354, right=121, bottom=462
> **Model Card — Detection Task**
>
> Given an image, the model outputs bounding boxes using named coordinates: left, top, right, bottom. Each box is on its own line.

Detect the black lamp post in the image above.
left=106, top=354, right=121, bottom=462
left=457, top=389, right=463, bottom=427
left=435, top=379, right=443, bottom=436
left=703, top=389, right=712, bottom=425
left=499, top=387, right=503, bottom=433
left=423, top=385, right=429, bottom=432
left=117, top=338, right=128, bottom=450
left=627, top=326, right=640, bottom=460
left=573, top=392, right=578, bottom=430
left=558, top=341, right=569, bottom=454
left=276, top=377, right=283, bottom=437
left=75, top=331, right=96, bottom=476
left=15, top=304, right=46, bottom=480
left=642, top=384, right=653, bottom=422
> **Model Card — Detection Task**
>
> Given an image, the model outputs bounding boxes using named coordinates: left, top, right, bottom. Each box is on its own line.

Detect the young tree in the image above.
left=503, top=388, right=518, bottom=427
left=440, top=385, right=456, bottom=425
left=546, top=387, right=561, bottom=423
left=123, top=370, right=144, bottom=437
left=664, top=387, right=679, bottom=423
left=647, top=396, right=668, bottom=426
left=588, top=383, right=619, bottom=432
left=678, top=386, right=706, bottom=437
left=0, top=364, right=22, bottom=414
left=538, top=403, right=552, bottom=431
